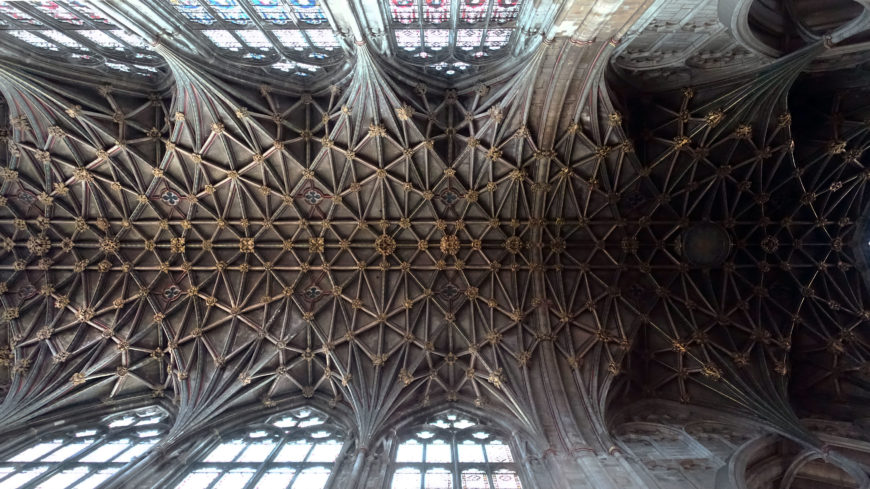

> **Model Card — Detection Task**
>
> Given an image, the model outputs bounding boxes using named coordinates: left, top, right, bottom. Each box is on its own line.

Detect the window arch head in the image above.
left=391, top=411, right=523, bottom=489
left=0, top=406, right=169, bottom=489
left=172, top=407, right=347, bottom=489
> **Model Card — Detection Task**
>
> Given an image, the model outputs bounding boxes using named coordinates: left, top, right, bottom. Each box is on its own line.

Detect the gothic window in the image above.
left=0, top=407, right=168, bottom=489
left=171, top=407, right=346, bottom=489
left=0, top=1, right=162, bottom=77
left=391, top=412, right=523, bottom=489
left=165, top=0, right=344, bottom=78
left=385, top=0, right=524, bottom=76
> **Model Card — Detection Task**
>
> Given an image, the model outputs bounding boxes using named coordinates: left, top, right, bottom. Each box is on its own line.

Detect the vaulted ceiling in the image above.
left=0, top=0, right=869, bottom=455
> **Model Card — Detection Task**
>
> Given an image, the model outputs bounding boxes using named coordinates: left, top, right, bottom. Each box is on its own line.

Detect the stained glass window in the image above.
left=0, top=1, right=160, bottom=76
left=164, top=0, right=343, bottom=78
left=391, top=412, right=523, bottom=489
left=170, top=407, right=346, bottom=489
left=384, top=0, right=524, bottom=76
left=0, top=407, right=168, bottom=489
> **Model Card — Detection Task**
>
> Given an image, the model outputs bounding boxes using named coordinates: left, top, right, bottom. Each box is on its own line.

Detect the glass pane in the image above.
left=456, top=29, right=482, bottom=50
left=114, top=441, right=157, bottom=462
left=43, top=441, right=94, bottom=462
left=273, top=29, right=307, bottom=49
left=237, top=441, right=277, bottom=462
left=424, top=0, right=450, bottom=23
left=3, top=467, right=49, bottom=489
left=484, top=443, right=513, bottom=463
left=425, top=468, right=453, bottom=489
left=457, top=443, right=485, bottom=463
left=396, top=441, right=424, bottom=462
left=33, top=1, right=82, bottom=24
left=299, top=417, right=325, bottom=428
left=254, top=468, right=295, bottom=489
left=213, top=469, right=255, bottom=489
left=453, top=419, right=475, bottom=430
left=272, top=417, right=298, bottom=428
left=203, top=441, right=247, bottom=462
left=307, top=30, right=338, bottom=50
left=83, top=30, right=124, bottom=49
left=392, top=468, right=422, bottom=489
left=176, top=468, right=221, bottom=489
left=484, top=29, right=511, bottom=50
left=210, top=0, right=250, bottom=24
left=274, top=441, right=312, bottom=462
left=72, top=469, right=118, bottom=489
left=0, top=5, right=40, bottom=24
left=172, top=0, right=216, bottom=24
left=8, top=30, right=58, bottom=50
left=492, top=470, right=522, bottom=489
left=424, top=29, right=448, bottom=50
left=425, top=441, right=451, bottom=463
left=203, top=30, right=242, bottom=49
left=308, top=442, right=342, bottom=463
left=80, top=441, right=131, bottom=462
left=35, top=466, right=90, bottom=489
left=461, top=470, right=490, bottom=489
left=237, top=30, right=272, bottom=49
left=108, top=417, right=136, bottom=428
left=10, top=442, right=63, bottom=462
left=41, top=30, right=83, bottom=49
left=290, top=467, right=330, bottom=489
left=395, top=29, right=420, bottom=51
left=253, top=0, right=294, bottom=24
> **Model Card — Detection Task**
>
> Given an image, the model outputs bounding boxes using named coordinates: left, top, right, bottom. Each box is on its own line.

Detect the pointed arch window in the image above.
left=0, top=407, right=169, bottom=489
left=385, top=0, right=524, bottom=76
left=391, top=412, right=524, bottom=489
left=0, top=1, right=163, bottom=77
left=165, top=0, right=343, bottom=78
left=170, top=407, right=347, bottom=489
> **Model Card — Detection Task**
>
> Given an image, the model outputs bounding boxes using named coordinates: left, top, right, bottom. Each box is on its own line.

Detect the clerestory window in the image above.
left=0, top=1, right=163, bottom=77
left=391, top=412, right=523, bottom=489
left=385, top=0, right=524, bottom=76
left=0, top=407, right=169, bottom=489
left=166, top=0, right=345, bottom=79
left=170, top=407, right=347, bottom=489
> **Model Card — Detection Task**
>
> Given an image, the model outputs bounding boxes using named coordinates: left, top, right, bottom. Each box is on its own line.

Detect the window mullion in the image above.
left=452, top=431, right=461, bottom=489
left=241, top=435, right=285, bottom=489
left=18, top=433, right=108, bottom=488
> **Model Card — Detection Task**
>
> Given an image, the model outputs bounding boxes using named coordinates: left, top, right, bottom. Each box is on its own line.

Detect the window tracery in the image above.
left=0, top=407, right=169, bottom=489
left=171, top=407, right=346, bottom=489
left=385, top=0, right=524, bottom=76
left=391, top=412, right=523, bottom=489
left=166, top=0, right=343, bottom=78
left=0, top=1, right=162, bottom=77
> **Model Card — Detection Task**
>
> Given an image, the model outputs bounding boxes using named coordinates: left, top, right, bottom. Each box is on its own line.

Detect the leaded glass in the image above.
left=208, top=0, right=250, bottom=24
left=0, top=407, right=168, bottom=489
left=0, top=1, right=160, bottom=76
left=390, top=412, right=523, bottom=489
left=237, top=29, right=271, bottom=49
left=41, top=29, right=85, bottom=48
left=0, top=4, right=40, bottom=25
left=203, top=29, right=242, bottom=49
left=384, top=0, right=524, bottom=76
left=32, top=1, right=82, bottom=25
left=170, top=407, right=346, bottom=489
left=163, top=0, right=344, bottom=78
left=171, top=0, right=216, bottom=24
left=252, top=0, right=294, bottom=24
left=7, top=30, right=58, bottom=49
